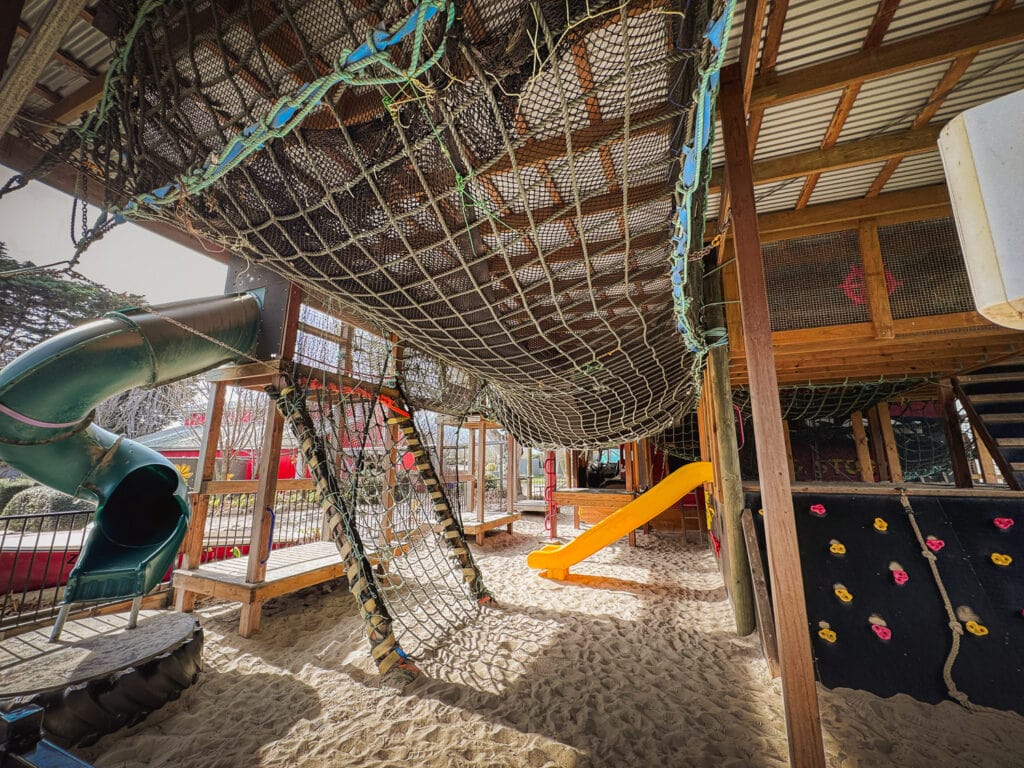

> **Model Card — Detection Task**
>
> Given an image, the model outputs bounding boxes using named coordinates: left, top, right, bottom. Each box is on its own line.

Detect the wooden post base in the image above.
left=239, top=600, right=264, bottom=638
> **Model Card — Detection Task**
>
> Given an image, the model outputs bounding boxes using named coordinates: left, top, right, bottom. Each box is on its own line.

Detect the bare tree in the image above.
left=186, top=386, right=269, bottom=480
left=94, top=377, right=206, bottom=438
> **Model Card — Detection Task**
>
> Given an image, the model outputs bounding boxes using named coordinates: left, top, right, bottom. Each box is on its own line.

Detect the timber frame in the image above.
left=4, top=2, right=1024, bottom=767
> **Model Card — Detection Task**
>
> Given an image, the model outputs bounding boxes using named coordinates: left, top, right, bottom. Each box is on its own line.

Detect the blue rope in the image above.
left=669, top=0, right=738, bottom=355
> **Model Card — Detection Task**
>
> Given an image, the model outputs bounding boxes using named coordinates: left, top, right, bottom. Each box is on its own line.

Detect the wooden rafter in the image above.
left=795, top=0, right=901, bottom=208
left=865, top=0, right=1016, bottom=197
left=749, top=7, right=1024, bottom=110
left=14, top=20, right=97, bottom=81
left=707, top=124, right=942, bottom=193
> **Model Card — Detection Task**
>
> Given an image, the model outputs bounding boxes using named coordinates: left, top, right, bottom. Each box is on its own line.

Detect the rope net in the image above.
left=18, top=0, right=736, bottom=450
left=271, top=356, right=489, bottom=673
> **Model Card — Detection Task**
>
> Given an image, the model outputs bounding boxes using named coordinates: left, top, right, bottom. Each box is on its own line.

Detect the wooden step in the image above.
left=982, top=413, right=1024, bottom=423
left=968, top=392, right=1024, bottom=404
left=997, top=437, right=1024, bottom=447
left=957, top=372, right=1024, bottom=384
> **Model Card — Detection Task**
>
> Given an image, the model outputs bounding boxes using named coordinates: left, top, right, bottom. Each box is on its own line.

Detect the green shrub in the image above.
left=3, top=486, right=93, bottom=532
left=0, top=478, right=34, bottom=512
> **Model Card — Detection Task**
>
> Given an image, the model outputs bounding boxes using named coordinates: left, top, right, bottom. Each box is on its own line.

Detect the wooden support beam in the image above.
left=749, top=7, right=1024, bottom=110
left=707, top=183, right=951, bottom=242
left=782, top=419, right=796, bottom=481
left=937, top=381, right=974, bottom=488
left=866, top=405, right=891, bottom=482
left=739, top=0, right=770, bottom=107
left=857, top=219, right=895, bottom=339
left=719, top=63, right=826, bottom=768
left=875, top=401, right=903, bottom=483
left=850, top=410, right=875, bottom=482
left=0, top=0, right=87, bottom=136
left=35, top=75, right=103, bottom=128
left=175, top=380, right=227, bottom=613
left=708, top=124, right=942, bottom=193
left=0, top=133, right=228, bottom=262
left=741, top=508, right=781, bottom=679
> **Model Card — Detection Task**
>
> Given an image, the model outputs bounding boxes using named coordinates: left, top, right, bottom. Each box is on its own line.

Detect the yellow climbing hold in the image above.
left=834, top=587, right=853, bottom=603
left=873, top=517, right=888, bottom=532
left=991, top=552, right=1013, bottom=566
left=829, top=540, right=846, bottom=555
left=818, top=628, right=837, bottom=644
left=965, top=621, right=989, bottom=637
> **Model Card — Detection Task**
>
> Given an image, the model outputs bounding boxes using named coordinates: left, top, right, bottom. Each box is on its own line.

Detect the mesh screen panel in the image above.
left=879, top=218, right=975, bottom=320
left=762, top=229, right=870, bottom=331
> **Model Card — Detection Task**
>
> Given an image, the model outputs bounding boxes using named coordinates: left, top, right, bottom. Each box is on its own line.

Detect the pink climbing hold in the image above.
left=926, top=539, right=945, bottom=553
left=993, top=517, right=1015, bottom=531
left=871, top=625, right=892, bottom=641
left=892, top=570, right=909, bottom=585
left=810, top=504, right=827, bottom=517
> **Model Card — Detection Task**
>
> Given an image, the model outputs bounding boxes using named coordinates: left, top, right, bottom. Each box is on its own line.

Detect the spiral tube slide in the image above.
left=0, top=292, right=262, bottom=603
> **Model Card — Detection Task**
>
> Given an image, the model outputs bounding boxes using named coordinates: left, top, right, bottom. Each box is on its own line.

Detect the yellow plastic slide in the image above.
left=527, top=461, right=714, bottom=579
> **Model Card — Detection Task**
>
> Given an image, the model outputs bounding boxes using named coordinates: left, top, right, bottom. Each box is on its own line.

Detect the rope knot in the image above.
left=949, top=620, right=964, bottom=635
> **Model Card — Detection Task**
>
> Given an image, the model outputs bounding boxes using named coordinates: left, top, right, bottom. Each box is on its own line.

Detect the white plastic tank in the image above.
left=938, top=87, right=1024, bottom=329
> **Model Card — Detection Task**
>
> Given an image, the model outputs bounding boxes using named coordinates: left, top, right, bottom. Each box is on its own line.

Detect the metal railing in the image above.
left=0, top=509, right=95, bottom=632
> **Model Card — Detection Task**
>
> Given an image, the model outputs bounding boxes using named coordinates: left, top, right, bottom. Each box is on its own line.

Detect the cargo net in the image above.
left=16, top=0, right=736, bottom=450
left=732, top=380, right=954, bottom=483
left=271, top=361, right=490, bottom=677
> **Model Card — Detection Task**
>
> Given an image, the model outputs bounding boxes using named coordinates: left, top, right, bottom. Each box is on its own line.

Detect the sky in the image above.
left=0, top=165, right=227, bottom=304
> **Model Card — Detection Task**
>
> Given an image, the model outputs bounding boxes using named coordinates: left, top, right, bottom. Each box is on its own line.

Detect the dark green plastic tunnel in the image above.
left=0, top=292, right=262, bottom=603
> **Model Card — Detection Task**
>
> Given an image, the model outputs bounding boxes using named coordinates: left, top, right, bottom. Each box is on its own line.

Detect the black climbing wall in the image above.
left=745, top=491, right=1024, bottom=714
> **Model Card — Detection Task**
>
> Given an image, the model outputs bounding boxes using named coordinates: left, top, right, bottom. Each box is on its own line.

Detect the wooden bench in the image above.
left=462, top=512, right=521, bottom=545
left=552, top=488, right=638, bottom=545
left=172, top=541, right=345, bottom=637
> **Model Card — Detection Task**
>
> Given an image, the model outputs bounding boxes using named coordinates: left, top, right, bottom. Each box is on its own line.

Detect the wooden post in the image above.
left=238, top=377, right=287, bottom=637
left=720, top=63, right=825, bottom=768
left=975, top=428, right=999, bottom=484
left=507, top=433, right=518, bottom=512
left=850, top=410, right=875, bottom=482
left=938, top=381, right=973, bottom=488
left=706, top=266, right=755, bottom=636
left=875, top=402, right=903, bottom=483
left=476, top=420, right=487, bottom=544
left=866, top=406, right=891, bottom=482
left=174, top=381, right=227, bottom=612
left=782, top=420, right=796, bottom=481
left=857, top=219, right=895, bottom=339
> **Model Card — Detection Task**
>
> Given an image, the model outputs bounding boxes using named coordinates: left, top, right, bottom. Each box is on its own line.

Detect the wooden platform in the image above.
left=514, top=499, right=548, bottom=514
left=462, top=512, right=520, bottom=545
left=0, top=611, right=197, bottom=697
left=172, top=541, right=345, bottom=637
left=553, top=487, right=637, bottom=545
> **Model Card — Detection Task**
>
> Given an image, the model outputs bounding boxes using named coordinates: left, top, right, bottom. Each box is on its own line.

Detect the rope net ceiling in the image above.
left=37, top=0, right=734, bottom=449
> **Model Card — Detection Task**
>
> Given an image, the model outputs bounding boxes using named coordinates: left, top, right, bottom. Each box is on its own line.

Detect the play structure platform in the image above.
left=0, top=611, right=202, bottom=747
left=553, top=487, right=637, bottom=542
left=528, top=462, right=714, bottom=579
left=172, top=541, right=345, bottom=637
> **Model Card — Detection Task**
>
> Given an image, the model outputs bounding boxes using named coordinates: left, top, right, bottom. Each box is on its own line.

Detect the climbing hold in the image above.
left=993, top=517, right=1015, bottom=531
left=871, top=624, right=892, bottom=641
left=828, top=540, right=846, bottom=556
left=810, top=503, right=827, bottom=517
left=925, top=537, right=945, bottom=553
left=833, top=584, right=853, bottom=603
left=818, top=628, right=837, bottom=644
left=873, top=517, right=888, bottom=532
left=965, top=621, right=989, bottom=637
left=892, top=569, right=909, bottom=586
left=991, top=552, right=1013, bottom=566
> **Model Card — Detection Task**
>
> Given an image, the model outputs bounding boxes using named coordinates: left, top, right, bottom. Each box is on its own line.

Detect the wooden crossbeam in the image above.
left=749, top=7, right=1024, bottom=110
left=707, top=124, right=942, bottom=193
left=35, top=75, right=103, bottom=127
left=15, top=20, right=97, bottom=81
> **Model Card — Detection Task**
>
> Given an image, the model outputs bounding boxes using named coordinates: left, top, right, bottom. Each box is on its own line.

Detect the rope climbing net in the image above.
left=9, top=0, right=737, bottom=450
left=270, top=348, right=490, bottom=675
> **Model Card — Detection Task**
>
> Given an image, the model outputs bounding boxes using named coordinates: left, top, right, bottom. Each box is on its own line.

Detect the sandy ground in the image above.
left=81, top=511, right=1024, bottom=768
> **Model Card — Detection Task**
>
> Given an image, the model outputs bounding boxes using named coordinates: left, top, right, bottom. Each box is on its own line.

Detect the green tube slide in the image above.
left=0, top=292, right=262, bottom=604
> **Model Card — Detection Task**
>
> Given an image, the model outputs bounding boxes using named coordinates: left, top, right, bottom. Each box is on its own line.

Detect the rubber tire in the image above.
left=1, top=623, right=203, bottom=748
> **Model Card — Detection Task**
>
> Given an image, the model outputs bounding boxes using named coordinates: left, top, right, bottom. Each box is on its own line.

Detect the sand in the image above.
left=80, top=511, right=1024, bottom=768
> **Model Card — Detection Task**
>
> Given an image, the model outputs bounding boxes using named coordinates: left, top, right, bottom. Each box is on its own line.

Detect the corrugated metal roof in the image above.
left=838, top=61, right=950, bottom=141
left=929, top=41, right=1024, bottom=123
left=808, top=160, right=888, bottom=205
left=753, top=87, right=843, bottom=160
left=884, top=0, right=1003, bottom=44
left=772, top=0, right=880, bottom=74
left=878, top=150, right=946, bottom=193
